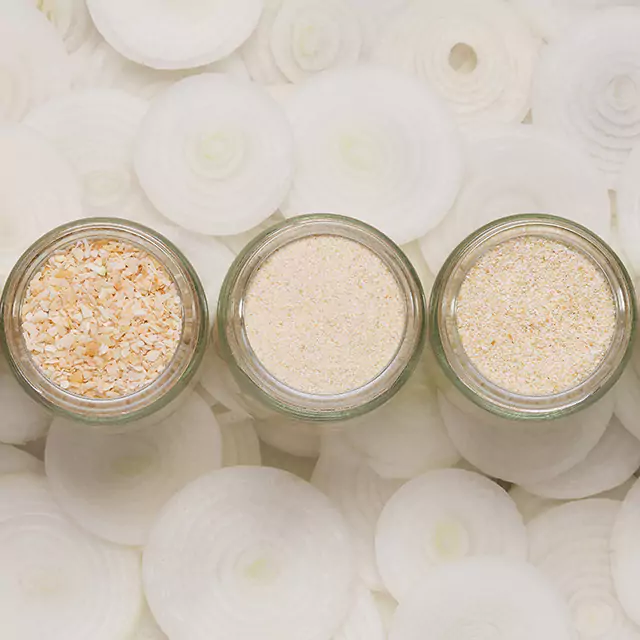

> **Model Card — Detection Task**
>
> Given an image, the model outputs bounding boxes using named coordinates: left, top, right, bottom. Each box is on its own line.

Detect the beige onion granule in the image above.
left=456, top=236, right=616, bottom=396
left=21, top=239, right=183, bottom=399
left=243, top=234, right=406, bottom=395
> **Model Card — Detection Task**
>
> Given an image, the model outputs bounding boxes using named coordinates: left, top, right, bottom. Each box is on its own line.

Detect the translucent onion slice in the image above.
left=0, top=5, right=72, bottom=121
left=312, top=436, right=404, bottom=590
left=86, top=0, right=263, bottom=70
left=343, top=370, right=460, bottom=480
left=334, top=588, right=386, bottom=640
left=376, top=468, right=526, bottom=601
left=281, top=66, right=463, bottom=245
left=242, top=0, right=364, bottom=85
left=0, top=473, right=142, bottom=640
left=616, top=142, right=640, bottom=274
left=45, top=391, right=223, bottom=546
left=612, top=478, right=640, bottom=624
left=372, top=0, right=539, bottom=128
left=0, top=355, right=52, bottom=445
left=419, top=126, right=611, bottom=274
left=0, top=444, right=43, bottom=475
left=255, top=416, right=321, bottom=458
left=529, top=499, right=638, bottom=640
left=0, top=125, right=82, bottom=276
left=260, top=442, right=318, bottom=481
left=220, top=418, right=262, bottom=467
left=614, top=365, right=640, bottom=440
left=143, top=466, right=356, bottom=640
left=389, top=557, right=574, bottom=640
left=438, top=388, right=613, bottom=485
left=522, top=416, right=640, bottom=499
left=25, top=89, right=150, bottom=219
left=532, top=7, right=640, bottom=188
left=135, top=74, right=294, bottom=236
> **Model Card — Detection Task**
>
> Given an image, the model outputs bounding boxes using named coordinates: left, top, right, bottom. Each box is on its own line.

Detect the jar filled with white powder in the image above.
left=217, top=214, right=426, bottom=421
left=1, top=218, right=209, bottom=425
left=430, top=214, right=636, bottom=420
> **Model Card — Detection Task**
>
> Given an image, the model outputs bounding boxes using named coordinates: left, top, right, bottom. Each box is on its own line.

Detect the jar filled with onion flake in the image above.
left=217, top=214, right=426, bottom=421
left=430, top=214, right=637, bottom=420
left=0, top=218, right=209, bottom=425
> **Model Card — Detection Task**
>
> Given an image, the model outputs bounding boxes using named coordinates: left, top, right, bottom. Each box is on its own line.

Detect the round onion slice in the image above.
left=86, top=0, right=264, bottom=70
left=45, top=391, right=223, bottom=546
left=376, top=468, right=526, bottom=601
left=0, top=472, right=142, bottom=640
left=372, top=0, right=539, bottom=128
left=0, top=5, right=72, bottom=121
left=438, top=387, right=613, bottom=485
left=143, top=466, right=356, bottom=640
left=135, top=74, right=294, bottom=236
left=529, top=499, right=637, bottom=640
left=615, top=142, right=640, bottom=274
left=242, top=0, right=364, bottom=84
left=419, top=126, right=611, bottom=274
left=25, top=89, right=150, bottom=218
left=389, top=557, right=574, bottom=640
left=532, top=7, right=640, bottom=188
left=0, top=125, right=82, bottom=277
left=281, top=66, right=463, bottom=245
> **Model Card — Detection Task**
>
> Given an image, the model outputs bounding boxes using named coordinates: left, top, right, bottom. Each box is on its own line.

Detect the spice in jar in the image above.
left=455, top=236, right=616, bottom=396
left=21, top=239, right=183, bottom=399
left=243, top=234, right=406, bottom=395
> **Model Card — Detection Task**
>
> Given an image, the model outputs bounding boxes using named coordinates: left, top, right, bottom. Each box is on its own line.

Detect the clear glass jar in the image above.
left=430, top=214, right=637, bottom=420
left=1, top=218, right=209, bottom=426
left=216, top=214, right=426, bottom=422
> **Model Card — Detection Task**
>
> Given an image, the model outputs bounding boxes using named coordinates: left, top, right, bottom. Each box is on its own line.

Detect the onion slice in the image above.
left=281, top=66, right=463, bottom=245
left=0, top=444, right=43, bottom=475
left=334, top=588, right=386, bottom=640
left=44, top=391, right=223, bottom=546
left=376, top=468, right=526, bottom=601
left=532, top=7, right=640, bottom=188
left=143, top=466, right=356, bottom=640
left=135, top=74, right=294, bottom=236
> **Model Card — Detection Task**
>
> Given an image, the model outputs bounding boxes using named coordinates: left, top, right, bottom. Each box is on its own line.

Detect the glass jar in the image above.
left=216, top=214, right=426, bottom=422
left=1, top=218, right=209, bottom=426
left=430, top=214, right=637, bottom=420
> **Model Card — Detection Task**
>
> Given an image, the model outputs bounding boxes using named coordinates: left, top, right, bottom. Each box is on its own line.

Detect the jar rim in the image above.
left=0, top=217, right=209, bottom=425
left=217, top=213, right=426, bottom=421
left=429, top=213, right=637, bottom=420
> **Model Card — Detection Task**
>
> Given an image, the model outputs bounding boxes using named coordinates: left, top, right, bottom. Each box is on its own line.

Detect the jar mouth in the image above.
left=217, top=214, right=426, bottom=421
left=0, top=217, right=209, bottom=425
left=430, top=214, right=637, bottom=420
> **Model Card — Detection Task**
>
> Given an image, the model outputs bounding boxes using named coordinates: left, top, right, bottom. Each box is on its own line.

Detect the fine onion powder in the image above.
left=455, top=236, right=616, bottom=396
left=243, top=234, right=406, bottom=395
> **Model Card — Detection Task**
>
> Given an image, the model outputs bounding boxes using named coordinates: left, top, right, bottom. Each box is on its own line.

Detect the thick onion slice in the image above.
left=438, top=387, right=613, bottom=485
left=312, top=436, right=404, bottom=590
left=242, top=0, right=365, bottom=84
left=389, top=557, right=574, bottom=640
left=375, top=468, right=526, bottom=601
left=532, top=7, right=640, bottom=188
left=25, top=89, right=150, bottom=218
left=0, top=5, right=72, bottom=121
left=372, top=0, right=539, bottom=128
left=135, top=74, right=294, bottom=236
left=281, top=66, right=463, bottom=245
left=45, top=391, right=223, bottom=546
left=0, top=444, right=43, bottom=475
left=86, top=0, right=264, bottom=70
left=529, top=499, right=637, bottom=640
left=0, top=473, right=142, bottom=640
left=612, top=478, right=640, bottom=625
left=220, top=418, right=262, bottom=467
left=0, top=125, right=82, bottom=277
left=419, top=126, right=611, bottom=274
left=522, top=417, right=640, bottom=500
left=143, top=466, right=356, bottom=640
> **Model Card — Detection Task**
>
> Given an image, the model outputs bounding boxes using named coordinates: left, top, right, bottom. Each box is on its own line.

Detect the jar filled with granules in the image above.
left=217, top=214, right=426, bottom=421
left=430, top=214, right=636, bottom=420
left=1, top=218, right=208, bottom=425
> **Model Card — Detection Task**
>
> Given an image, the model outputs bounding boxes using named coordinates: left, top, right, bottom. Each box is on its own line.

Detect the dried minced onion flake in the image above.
left=21, top=239, right=183, bottom=399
